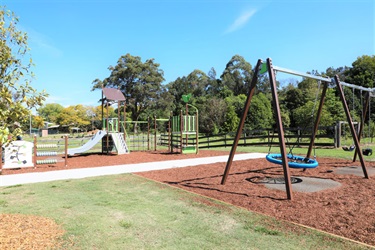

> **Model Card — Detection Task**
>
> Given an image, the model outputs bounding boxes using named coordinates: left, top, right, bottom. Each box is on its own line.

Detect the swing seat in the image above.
left=362, top=148, right=372, bottom=156
left=266, top=153, right=318, bottom=169
left=342, top=145, right=356, bottom=151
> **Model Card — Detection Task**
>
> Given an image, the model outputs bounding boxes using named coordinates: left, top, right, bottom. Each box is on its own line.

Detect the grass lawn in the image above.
left=0, top=174, right=370, bottom=249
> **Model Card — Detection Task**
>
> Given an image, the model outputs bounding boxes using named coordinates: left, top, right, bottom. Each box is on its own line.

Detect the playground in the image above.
left=1, top=150, right=375, bottom=247
left=2, top=59, right=375, bottom=248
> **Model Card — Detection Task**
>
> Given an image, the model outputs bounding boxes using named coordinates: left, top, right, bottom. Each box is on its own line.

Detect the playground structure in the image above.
left=221, top=58, right=372, bottom=200
left=171, top=107, right=199, bottom=154
left=66, top=87, right=198, bottom=155
left=67, top=130, right=108, bottom=156
left=1, top=140, right=34, bottom=170
left=0, top=136, right=68, bottom=171
left=119, top=116, right=170, bottom=152
left=124, top=120, right=150, bottom=151
left=67, top=87, right=129, bottom=156
left=34, top=135, right=68, bottom=167
left=123, top=93, right=198, bottom=154
left=153, top=116, right=171, bottom=152
left=101, top=87, right=129, bottom=155
left=0, top=86, right=199, bottom=170
left=123, top=112, right=198, bottom=154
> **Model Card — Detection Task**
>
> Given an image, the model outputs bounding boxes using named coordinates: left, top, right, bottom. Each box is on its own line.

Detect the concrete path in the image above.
left=0, top=153, right=267, bottom=187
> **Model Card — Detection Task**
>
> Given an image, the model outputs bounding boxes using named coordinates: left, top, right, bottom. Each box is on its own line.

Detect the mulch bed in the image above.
left=0, top=214, right=65, bottom=249
left=137, top=153, right=375, bottom=247
left=1, top=150, right=375, bottom=247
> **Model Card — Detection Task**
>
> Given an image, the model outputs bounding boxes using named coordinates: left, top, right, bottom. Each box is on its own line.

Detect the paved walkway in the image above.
left=0, top=153, right=267, bottom=187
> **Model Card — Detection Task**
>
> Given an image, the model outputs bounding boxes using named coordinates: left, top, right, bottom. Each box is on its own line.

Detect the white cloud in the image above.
left=224, top=9, right=257, bottom=34
left=26, top=28, right=63, bottom=58
left=45, top=95, right=67, bottom=104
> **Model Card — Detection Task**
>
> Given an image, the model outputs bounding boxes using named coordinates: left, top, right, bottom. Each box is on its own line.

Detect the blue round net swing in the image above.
left=265, top=153, right=318, bottom=169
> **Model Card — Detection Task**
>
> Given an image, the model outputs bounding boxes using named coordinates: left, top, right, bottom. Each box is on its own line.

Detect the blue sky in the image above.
left=2, top=0, right=374, bottom=108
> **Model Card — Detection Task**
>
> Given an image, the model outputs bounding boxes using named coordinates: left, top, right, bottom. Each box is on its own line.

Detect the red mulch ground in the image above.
left=1, top=150, right=375, bottom=247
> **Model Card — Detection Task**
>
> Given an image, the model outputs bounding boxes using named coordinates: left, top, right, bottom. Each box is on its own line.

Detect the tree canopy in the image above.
left=220, top=55, right=253, bottom=96
left=87, top=53, right=375, bottom=136
left=0, top=6, right=47, bottom=141
left=92, top=53, right=165, bottom=122
left=38, top=103, right=64, bottom=124
left=345, top=55, right=375, bottom=88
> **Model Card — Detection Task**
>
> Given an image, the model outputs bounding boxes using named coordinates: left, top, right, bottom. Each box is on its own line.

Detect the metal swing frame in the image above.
left=221, top=58, right=369, bottom=200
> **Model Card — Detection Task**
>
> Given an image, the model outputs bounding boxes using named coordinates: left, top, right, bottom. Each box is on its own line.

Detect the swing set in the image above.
left=221, top=58, right=371, bottom=200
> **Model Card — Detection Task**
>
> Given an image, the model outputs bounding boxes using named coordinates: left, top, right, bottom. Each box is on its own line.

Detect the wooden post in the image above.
left=117, top=100, right=120, bottom=133
left=338, top=121, right=342, bottom=147
left=221, top=59, right=262, bottom=185
left=64, top=135, right=68, bottom=167
left=147, top=117, right=150, bottom=151
left=101, top=88, right=104, bottom=154
left=185, top=104, right=189, bottom=148
left=106, top=102, right=109, bottom=154
left=33, top=135, right=37, bottom=168
left=306, top=82, right=328, bottom=159
left=195, top=110, right=199, bottom=154
left=180, top=110, right=183, bottom=154
left=123, top=101, right=126, bottom=142
left=267, top=58, right=293, bottom=200
left=154, top=115, right=157, bottom=151
left=334, top=75, right=368, bottom=178
left=0, top=142, right=2, bottom=173
left=170, top=111, right=173, bottom=153
left=168, top=116, right=171, bottom=153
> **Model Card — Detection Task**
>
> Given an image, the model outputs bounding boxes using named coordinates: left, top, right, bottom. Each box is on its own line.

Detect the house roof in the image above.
left=102, top=88, right=126, bottom=101
left=47, top=125, right=60, bottom=129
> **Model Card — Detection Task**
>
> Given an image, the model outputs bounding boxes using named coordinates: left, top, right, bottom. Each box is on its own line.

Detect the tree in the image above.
left=92, top=105, right=116, bottom=120
left=220, top=55, right=253, bottom=96
left=0, top=6, right=48, bottom=141
left=343, top=56, right=375, bottom=126
left=282, top=88, right=305, bottom=127
left=37, top=103, right=64, bottom=123
left=206, top=67, right=228, bottom=98
left=198, top=97, right=227, bottom=134
left=32, top=115, right=44, bottom=129
left=167, top=70, right=210, bottom=115
left=323, top=88, right=345, bottom=123
left=55, top=105, right=91, bottom=131
left=245, top=93, right=272, bottom=130
left=293, top=100, right=333, bottom=128
left=90, top=105, right=116, bottom=130
left=166, top=76, right=189, bottom=113
left=284, top=88, right=304, bottom=110
left=92, top=54, right=165, bottom=124
left=150, top=86, right=175, bottom=118
left=223, top=94, right=246, bottom=133
left=186, top=69, right=209, bottom=97
left=297, top=77, right=320, bottom=103
left=345, top=55, right=375, bottom=88
left=324, top=66, right=349, bottom=82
